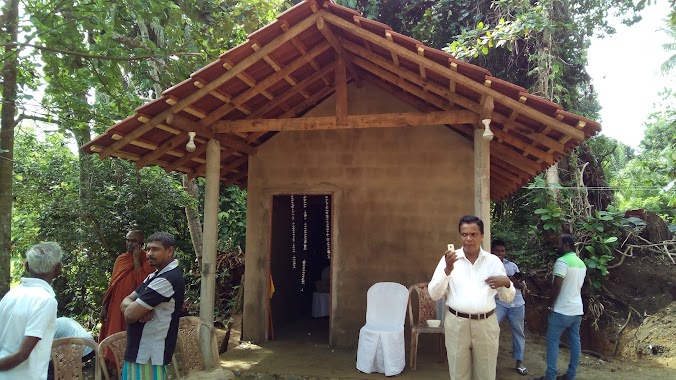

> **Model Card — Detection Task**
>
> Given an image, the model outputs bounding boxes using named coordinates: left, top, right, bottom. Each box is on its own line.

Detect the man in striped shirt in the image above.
left=120, top=232, right=184, bottom=380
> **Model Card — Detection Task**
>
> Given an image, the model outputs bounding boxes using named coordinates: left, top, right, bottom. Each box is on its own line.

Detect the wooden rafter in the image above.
left=316, top=16, right=361, bottom=85
left=135, top=132, right=190, bottom=169
left=164, top=142, right=209, bottom=173
left=250, top=42, right=310, bottom=99
left=343, top=40, right=562, bottom=156
left=213, top=111, right=477, bottom=133
left=97, top=11, right=321, bottom=159
left=199, top=41, right=331, bottom=127
left=252, top=63, right=336, bottom=119
left=280, top=19, right=332, bottom=88
left=322, top=11, right=585, bottom=141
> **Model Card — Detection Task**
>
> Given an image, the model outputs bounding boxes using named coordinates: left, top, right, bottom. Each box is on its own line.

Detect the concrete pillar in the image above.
left=200, top=138, right=220, bottom=367
left=474, top=127, right=491, bottom=249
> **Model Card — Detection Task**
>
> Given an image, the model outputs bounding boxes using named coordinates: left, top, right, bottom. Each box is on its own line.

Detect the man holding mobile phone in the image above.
left=429, top=215, right=515, bottom=380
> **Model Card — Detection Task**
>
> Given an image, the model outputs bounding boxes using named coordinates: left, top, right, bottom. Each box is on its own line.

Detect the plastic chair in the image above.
left=173, top=316, right=221, bottom=377
left=51, top=337, right=101, bottom=380
left=355, top=282, right=409, bottom=376
left=407, top=282, right=445, bottom=369
left=98, top=331, right=126, bottom=380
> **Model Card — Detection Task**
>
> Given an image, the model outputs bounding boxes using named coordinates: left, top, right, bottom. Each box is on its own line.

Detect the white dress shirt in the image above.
left=429, top=247, right=515, bottom=314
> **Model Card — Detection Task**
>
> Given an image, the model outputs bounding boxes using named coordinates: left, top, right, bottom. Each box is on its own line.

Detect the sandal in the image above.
left=516, top=366, right=528, bottom=375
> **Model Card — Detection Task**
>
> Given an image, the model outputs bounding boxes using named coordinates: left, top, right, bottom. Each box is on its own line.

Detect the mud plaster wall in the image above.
left=243, top=82, right=475, bottom=347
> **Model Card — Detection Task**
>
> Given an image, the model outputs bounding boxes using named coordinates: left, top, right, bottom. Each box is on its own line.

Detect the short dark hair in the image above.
left=458, top=215, right=484, bottom=235
left=147, top=232, right=176, bottom=249
left=561, top=234, right=575, bottom=250
left=491, top=239, right=506, bottom=250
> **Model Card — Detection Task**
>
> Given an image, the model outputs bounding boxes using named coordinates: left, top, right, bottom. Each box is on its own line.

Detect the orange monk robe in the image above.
left=98, top=251, right=154, bottom=342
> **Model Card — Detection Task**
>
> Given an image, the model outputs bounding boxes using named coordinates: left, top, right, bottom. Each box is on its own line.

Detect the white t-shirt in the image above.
left=552, top=252, right=587, bottom=316
left=0, top=278, right=58, bottom=380
left=54, top=317, right=94, bottom=356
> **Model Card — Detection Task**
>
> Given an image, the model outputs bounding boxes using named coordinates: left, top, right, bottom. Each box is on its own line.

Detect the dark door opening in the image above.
left=269, top=194, right=332, bottom=343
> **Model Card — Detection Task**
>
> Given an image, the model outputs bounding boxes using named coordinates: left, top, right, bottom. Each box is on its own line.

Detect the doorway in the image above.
left=269, top=194, right=333, bottom=343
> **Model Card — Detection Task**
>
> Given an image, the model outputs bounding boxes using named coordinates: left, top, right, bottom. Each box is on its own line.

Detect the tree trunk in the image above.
left=136, top=19, right=204, bottom=267
left=0, top=0, right=20, bottom=298
left=183, top=175, right=204, bottom=268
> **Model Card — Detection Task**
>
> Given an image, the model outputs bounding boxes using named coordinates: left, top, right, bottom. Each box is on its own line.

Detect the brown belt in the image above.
left=448, top=306, right=495, bottom=320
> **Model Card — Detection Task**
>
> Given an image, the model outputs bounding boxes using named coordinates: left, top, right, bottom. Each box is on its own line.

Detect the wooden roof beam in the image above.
left=191, top=155, right=248, bottom=180
left=98, top=11, right=321, bottom=159
left=490, top=143, right=541, bottom=175
left=199, top=41, right=331, bottom=126
left=417, top=46, right=427, bottom=81
left=213, top=111, right=476, bottom=133
left=168, top=113, right=255, bottom=155
left=384, top=32, right=400, bottom=66
left=164, top=142, right=209, bottom=173
left=250, top=43, right=310, bottom=99
left=343, top=40, right=564, bottom=154
left=279, top=20, right=332, bottom=88
left=251, top=62, right=336, bottom=119
left=350, top=56, right=457, bottom=112
left=491, top=155, right=531, bottom=181
left=193, top=79, right=258, bottom=114
left=323, top=11, right=585, bottom=141
left=279, top=86, right=334, bottom=118
left=135, top=132, right=190, bottom=169
left=316, top=16, right=361, bottom=85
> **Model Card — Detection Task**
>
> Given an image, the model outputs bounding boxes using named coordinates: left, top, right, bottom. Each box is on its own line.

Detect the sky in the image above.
left=587, top=2, right=674, bottom=149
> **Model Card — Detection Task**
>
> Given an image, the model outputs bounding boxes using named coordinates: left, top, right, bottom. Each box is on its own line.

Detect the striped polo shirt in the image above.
left=552, top=252, right=586, bottom=316
left=125, top=259, right=184, bottom=365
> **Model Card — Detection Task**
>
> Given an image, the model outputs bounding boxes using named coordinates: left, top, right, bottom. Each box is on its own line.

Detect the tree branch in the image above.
left=0, top=43, right=202, bottom=61
left=15, top=114, right=59, bottom=125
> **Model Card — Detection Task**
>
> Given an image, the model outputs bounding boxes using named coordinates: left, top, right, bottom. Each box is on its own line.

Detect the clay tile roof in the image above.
left=82, top=0, right=601, bottom=200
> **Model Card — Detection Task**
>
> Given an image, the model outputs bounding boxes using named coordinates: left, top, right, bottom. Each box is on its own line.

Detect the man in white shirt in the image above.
left=429, top=215, right=515, bottom=380
left=0, top=242, right=63, bottom=380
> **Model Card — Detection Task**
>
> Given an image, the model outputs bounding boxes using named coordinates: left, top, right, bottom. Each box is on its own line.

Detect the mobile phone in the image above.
left=447, top=244, right=454, bottom=252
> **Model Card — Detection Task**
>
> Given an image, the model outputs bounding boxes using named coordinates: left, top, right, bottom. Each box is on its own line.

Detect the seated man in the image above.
left=48, top=317, right=96, bottom=380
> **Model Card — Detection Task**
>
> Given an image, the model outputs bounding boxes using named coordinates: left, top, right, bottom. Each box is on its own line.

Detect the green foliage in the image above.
left=578, top=206, right=623, bottom=290
left=524, top=174, right=624, bottom=292
left=217, top=185, right=248, bottom=251
left=612, top=89, right=676, bottom=220
left=11, top=128, right=193, bottom=318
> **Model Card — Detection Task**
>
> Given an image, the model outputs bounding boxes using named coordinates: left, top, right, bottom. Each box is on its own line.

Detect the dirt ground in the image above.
left=211, top=313, right=676, bottom=380
left=201, top=248, right=676, bottom=379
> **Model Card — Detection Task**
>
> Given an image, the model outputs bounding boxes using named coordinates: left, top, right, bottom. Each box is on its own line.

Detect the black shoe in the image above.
left=557, top=375, right=571, bottom=380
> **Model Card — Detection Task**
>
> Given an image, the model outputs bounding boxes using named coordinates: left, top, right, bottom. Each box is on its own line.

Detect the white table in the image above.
left=312, top=292, right=330, bottom=317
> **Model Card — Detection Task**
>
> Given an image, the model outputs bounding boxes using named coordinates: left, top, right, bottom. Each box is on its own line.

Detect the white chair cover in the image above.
left=356, top=282, right=408, bottom=376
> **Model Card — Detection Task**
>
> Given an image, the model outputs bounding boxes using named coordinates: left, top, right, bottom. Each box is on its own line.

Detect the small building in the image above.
left=83, top=0, right=600, bottom=348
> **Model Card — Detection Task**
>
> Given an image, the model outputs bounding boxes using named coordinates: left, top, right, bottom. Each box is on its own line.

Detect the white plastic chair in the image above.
left=356, top=282, right=409, bottom=376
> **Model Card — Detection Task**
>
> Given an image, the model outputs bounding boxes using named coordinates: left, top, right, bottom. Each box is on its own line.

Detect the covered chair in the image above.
left=407, top=282, right=445, bottom=370
left=51, top=337, right=100, bottom=380
left=356, top=282, right=408, bottom=376
left=98, top=331, right=126, bottom=380
left=173, top=316, right=222, bottom=377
